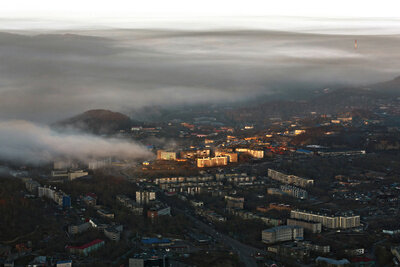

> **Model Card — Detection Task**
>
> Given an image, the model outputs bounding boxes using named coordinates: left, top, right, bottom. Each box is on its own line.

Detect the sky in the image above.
left=0, top=1, right=400, bottom=164
left=1, top=1, right=400, bottom=33
left=1, top=0, right=400, bottom=19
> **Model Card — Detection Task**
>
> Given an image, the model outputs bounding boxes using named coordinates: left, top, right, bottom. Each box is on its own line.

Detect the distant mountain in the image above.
left=225, top=75, right=400, bottom=124
left=370, top=75, right=400, bottom=93
left=53, top=109, right=133, bottom=134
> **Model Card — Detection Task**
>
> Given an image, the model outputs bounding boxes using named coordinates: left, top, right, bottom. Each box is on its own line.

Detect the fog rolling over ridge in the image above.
left=0, top=27, right=399, bottom=122
left=0, top=120, right=153, bottom=165
left=0, top=20, right=400, bottom=165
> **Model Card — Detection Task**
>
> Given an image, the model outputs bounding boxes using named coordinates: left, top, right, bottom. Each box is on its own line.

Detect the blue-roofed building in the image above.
left=62, top=195, right=71, bottom=208
left=141, top=237, right=173, bottom=247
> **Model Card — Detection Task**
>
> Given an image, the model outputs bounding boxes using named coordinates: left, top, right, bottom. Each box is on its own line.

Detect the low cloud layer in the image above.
left=0, top=120, right=153, bottom=164
left=0, top=28, right=399, bottom=122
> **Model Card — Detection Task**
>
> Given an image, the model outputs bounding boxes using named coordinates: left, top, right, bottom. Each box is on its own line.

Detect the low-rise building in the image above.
left=83, top=194, right=97, bottom=206
left=104, top=225, right=123, bottom=242
left=66, top=239, right=105, bottom=256
left=56, top=260, right=73, bottom=267
left=298, top=241, right=330, bottom=254
left=392, top=246, right=400, bottom=263
left=147, top=202, right=171, bottom=218
left=116, top=195, right=143, bottom=215
left=225, top=195, right=244, bottom=209
left=267, top=242, right=310, bottom=261
left=68, top=170, right=89, bottom=181
left=97, top=209, right=115, bottom=219
left=68, top=222, right=91, bottom=235
left=315, top=256, right=350, bottom=267
left=25, top=179, right=40, bottom=194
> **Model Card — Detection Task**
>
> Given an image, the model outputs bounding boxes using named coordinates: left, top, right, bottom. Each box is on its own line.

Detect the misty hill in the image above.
left=370, top=75, right=400, bottom=94
left=53, top=109, right=133, bottom=134
left=225, top=75, right=400, bottom=124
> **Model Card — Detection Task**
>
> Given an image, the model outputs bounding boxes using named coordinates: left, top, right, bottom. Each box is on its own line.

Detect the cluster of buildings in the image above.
left=25, top=178, right=71, bottom=208
left=153, top=172, right=262, bottom=195
left=267, top=241, right=331, bottom=263
left=195, top=208, right=226, bottom=222
left=155, top=145, right=266, bottom=169
left=116, top=190, right=171, bottom=219
left=155, top=175, right=219, bottom=195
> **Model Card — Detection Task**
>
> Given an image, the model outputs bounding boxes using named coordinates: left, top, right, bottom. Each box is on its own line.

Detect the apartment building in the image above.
left=196, top=156, right=228, bottom=168
left=235, top=148, right=264, bottom=158
left=157, top=150, right=177, bottom=161
left=280, top=185, right=308, bottom=199
left=214, top=151, right=238, bottom=162
left=262, top=225, right=304, bottom=244
left=268, top=169, right=314, bottom=187
left=136, top=190, right=156, bottom=205
left=287, top=218, right=322, bottom=233
left=290, top=210, right=360, bottom=229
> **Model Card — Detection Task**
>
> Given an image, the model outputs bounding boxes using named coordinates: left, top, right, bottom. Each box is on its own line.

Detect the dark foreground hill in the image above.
left=53, top=109, right=132, bottom=134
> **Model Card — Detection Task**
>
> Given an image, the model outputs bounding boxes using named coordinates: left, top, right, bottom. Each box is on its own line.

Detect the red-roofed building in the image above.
left=66, top=239, right=105, bottom=256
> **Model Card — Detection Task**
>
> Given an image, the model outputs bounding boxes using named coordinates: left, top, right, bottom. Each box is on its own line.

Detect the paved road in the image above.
left=175, top=208, right=264, bottom=267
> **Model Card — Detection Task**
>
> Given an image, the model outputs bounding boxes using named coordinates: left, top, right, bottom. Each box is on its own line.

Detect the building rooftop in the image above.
left=141, top=238, right=172, bottom=245
left=66, top=239, right=104, bottom=250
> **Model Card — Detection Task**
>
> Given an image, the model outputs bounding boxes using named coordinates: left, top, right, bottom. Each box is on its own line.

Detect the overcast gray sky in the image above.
left=0, top=28, right=399, bottom=122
